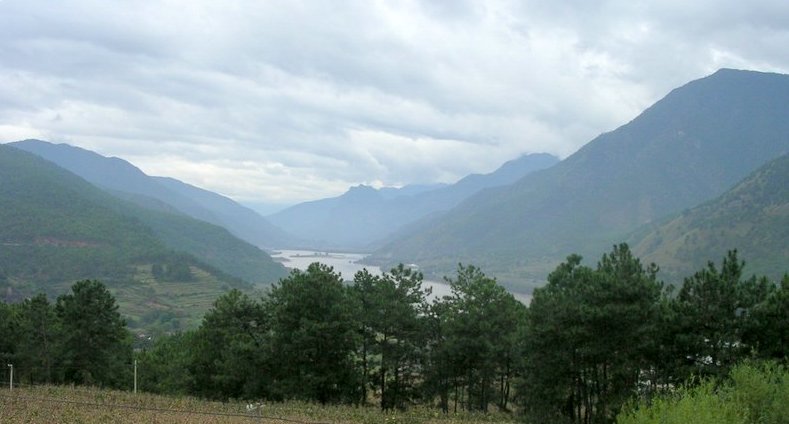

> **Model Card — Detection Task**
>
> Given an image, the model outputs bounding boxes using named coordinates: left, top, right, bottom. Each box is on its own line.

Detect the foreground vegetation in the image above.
left=0, top=385, right=514, bottom=423
left=1, top=244, right=787, bottom=423
left=618, top=362, right=789, bottom=424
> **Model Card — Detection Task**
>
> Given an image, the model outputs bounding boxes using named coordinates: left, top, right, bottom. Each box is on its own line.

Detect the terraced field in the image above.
left=111, top=265, right=260, bottom=332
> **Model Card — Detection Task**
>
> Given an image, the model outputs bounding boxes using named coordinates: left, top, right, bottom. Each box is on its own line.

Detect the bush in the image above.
left=617, top=362, right=789, bottom=424
left=727, top=362, right=789, bottom=424
left=618, top=382, right=743, bottom=424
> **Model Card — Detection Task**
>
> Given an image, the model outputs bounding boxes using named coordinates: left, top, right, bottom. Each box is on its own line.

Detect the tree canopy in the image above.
left=1, top=246, right=786, bottom=422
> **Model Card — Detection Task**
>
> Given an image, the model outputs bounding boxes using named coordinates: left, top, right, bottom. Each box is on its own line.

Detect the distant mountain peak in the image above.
left=343, top=184, right=382, bottom=203
left=348, top=184, right=377, bottom=192
left=345, top=184, right=380, bottom=196
left=494, top=153, right=561, bottom=176
left=711, top=67, right=773, bottom=76
left=269, top=152, right=558, bottom=250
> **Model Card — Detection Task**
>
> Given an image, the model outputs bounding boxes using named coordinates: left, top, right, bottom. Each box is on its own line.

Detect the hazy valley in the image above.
left=4, top=0, right=789, bottom=421
left=2, top=68, right=788, bottom=331
left=2, top=68, right=788, bottom=424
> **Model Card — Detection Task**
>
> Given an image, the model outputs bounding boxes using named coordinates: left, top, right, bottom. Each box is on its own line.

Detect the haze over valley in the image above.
left=2, top=69, right=788, bottom=318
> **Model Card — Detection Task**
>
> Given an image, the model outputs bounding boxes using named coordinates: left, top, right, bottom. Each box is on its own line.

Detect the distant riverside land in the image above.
left=272, top=249, right=532, bottom=303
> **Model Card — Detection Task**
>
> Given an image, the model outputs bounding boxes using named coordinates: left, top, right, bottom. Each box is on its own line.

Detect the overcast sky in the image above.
left=1, top=1, right=787, bottom=208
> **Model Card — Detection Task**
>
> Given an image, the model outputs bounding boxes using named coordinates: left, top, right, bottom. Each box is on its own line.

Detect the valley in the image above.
left=2, top=2, right=789, bottom=421
left=1, top=68, right=787, bottom=424
left=2, top=69, right=788, bottom=335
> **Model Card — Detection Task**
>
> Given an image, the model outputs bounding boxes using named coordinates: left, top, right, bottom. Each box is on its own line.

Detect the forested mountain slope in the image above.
left=10, top=140, right=295, bottom=248
left=0, top=144, right=287, bottom=328
left=372, top=69, right=789, bottom=290
left=632, top=153, right=789, bottom=282
left=1, top=144, right=169, bottom=288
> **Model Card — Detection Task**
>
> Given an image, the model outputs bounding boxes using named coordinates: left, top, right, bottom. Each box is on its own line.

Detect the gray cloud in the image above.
left=1, top=0, right=787, bottom=204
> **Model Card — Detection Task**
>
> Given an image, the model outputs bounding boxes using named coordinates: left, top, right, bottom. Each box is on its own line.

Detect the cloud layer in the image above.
left=1, top=0, right=787, bottom=205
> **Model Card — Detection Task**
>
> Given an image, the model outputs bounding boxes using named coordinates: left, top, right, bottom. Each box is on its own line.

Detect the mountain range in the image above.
left=369, top=69, right=789, bottom=290
left=268, top=153, right=559, bottom=250
left=2, top=67, right=787, bottom=318
left=10, top=140, right=294, bottom=249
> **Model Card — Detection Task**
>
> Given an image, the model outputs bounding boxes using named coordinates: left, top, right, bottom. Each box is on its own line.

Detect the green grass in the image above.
left=617, top=362, right=789, bottom=424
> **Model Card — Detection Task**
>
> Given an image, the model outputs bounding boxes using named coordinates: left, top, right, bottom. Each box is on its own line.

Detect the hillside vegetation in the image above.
left=11, top=139, right=295, bottom=249
left=0, top=144, right=167, bottom=286
left=0, top=144, right=285, bottom=330
left=632, top=153, right=789, bottom=282
left=618, top=363, right=789, bottom=424
left=3, top=245, right=786, bottom=423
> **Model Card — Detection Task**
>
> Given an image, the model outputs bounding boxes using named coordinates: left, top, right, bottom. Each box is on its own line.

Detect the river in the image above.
left=271, top=249, right=529, bottom=303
